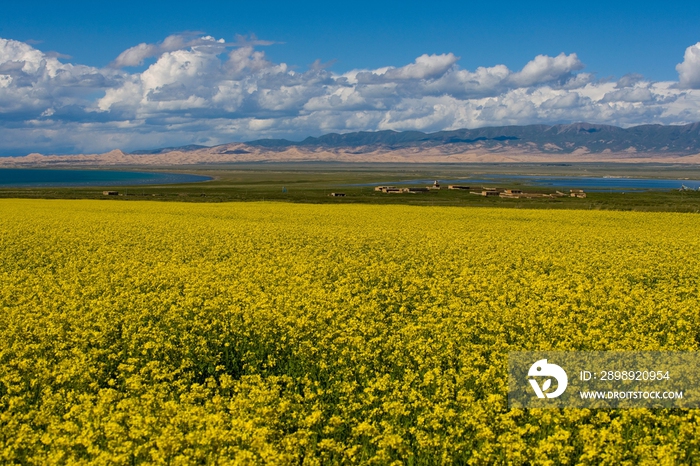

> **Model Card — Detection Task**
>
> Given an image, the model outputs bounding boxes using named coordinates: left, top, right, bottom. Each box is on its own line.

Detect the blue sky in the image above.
left=4, top=0, right=699, bottom=79
left=1, top=0, right=700, bottom=154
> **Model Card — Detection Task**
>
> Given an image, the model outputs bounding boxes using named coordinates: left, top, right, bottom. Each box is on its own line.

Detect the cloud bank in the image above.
left=1, top=34, right=700, bottom=154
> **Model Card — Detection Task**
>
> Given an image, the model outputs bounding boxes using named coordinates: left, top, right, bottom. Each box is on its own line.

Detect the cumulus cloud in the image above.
left=616, top=73, right=645, bottom=88
left=0, top=38, right=122, bottom=121
left=509, top=53, right=584, bottom=87
left=677, top=42, right=700, bottom=89
left=111, top=34, right=228, bottom=68
left=1, top=35, right=700, bottom=155
left=111, top=33, right=276, bottom=68
left=602, top=86, right=655, bottom=103
left=383, top=53, right=459, bottom=80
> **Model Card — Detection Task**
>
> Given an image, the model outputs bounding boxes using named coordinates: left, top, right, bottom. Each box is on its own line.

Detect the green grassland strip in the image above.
left=1, top=163, right=700, bottom=212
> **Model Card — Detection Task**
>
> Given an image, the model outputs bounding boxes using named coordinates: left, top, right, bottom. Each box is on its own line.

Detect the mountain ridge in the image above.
left=4, top=122, right=700, bottom=167
left=239, top=122, right=700, bottom=154
left=131, top=122, right=700, bottom=156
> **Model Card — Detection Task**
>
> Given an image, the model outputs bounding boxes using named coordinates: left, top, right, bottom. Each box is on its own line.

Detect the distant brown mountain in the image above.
left=3, top=123, right=700, bottom=166
left=241, top=122, right=700, bottom=155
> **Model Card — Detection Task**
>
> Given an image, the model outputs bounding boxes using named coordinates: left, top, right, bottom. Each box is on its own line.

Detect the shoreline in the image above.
left=0, top=167, right=213, bottom=188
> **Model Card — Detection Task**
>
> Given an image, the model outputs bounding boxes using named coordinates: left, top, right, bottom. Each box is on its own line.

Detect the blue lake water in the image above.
left=0, top=169, right=212, bottom=188
left=353, top=175, right=700, bottom=192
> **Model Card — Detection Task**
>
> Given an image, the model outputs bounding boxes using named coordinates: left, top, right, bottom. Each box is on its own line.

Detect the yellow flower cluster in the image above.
left=1, top=199, right=699, bottom=464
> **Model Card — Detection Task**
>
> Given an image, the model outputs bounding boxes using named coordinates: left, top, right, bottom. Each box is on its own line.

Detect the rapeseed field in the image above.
left=1, top=199, right=699, bottom=464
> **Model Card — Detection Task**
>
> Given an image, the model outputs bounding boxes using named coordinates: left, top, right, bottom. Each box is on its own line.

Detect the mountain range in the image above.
left=3, top=122, right=700, bottom=166
left=130, top=122, right=700, bottom=155
left=243, top=122, right=700, bottom=154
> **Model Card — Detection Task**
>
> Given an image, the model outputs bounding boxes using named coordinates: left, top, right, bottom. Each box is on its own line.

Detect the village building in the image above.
left=406, top=187, right=430, bottom=193
left=375, top=186, right=401, bottom=193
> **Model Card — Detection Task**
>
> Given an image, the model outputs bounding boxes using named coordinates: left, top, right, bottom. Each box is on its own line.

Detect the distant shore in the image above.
left=2, top=146, right=700, bottom=167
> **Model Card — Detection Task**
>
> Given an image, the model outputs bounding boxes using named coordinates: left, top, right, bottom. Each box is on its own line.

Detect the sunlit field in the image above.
left=1, top=199, right=699, bottom=464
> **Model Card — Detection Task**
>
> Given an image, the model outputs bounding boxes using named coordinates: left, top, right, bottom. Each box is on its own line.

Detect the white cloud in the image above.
left=616, top=73, right=645, bottom=88
left=677, top=42, right=700, bottom=89
left=112, top=42, right=160, bottom=68
left=0, top=38, right=122, bottom=119
left=111, top=34, right=226, bottom=68
left=509, top=53, right=584, bottom=87
left=540, top=92, right=583, bottom=109
left=382, top=53, right=458, bottom=80
left=0, top=38, right=46, bottom=74
left=1, top=35, right=700, bottom=155
left=601, top=83, right=656, bottom=103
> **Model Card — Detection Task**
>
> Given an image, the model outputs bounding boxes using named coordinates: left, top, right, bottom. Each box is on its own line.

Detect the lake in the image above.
left=354, top=174, right=700, bottom=192
left=0, top=169, right=212, bottom=188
